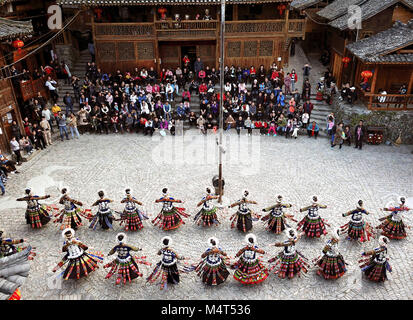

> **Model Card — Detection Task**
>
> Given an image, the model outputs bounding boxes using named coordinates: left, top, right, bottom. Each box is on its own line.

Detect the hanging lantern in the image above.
left=12, top=39, right=24, bottom=52
left=342, top=57, right=351, bottom=68
left=157, top=7, right=167, bottom=20
left=277, top=4, right=287, bottom=16
left=361, top=70, right=373, bottom=83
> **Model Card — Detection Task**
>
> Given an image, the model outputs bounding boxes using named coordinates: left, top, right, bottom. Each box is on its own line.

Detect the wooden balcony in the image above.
left=363, top=93, right=413, bottom=111
left=93, top=19, right=306, bottom=41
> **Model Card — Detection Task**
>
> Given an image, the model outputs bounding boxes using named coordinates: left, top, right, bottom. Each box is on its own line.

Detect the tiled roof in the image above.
left=346, top=19, right=413, bottom=63
left=57, top=0, right=290, bottom=5
left=291, top=0, right=322, bottom=10
left=329, top=0, right=402, bottom=30
left=317, top=0, right=364, bottom=21
left=317, top=0, right=413, bottom=30
left=0, top=17, right=33, bottom=40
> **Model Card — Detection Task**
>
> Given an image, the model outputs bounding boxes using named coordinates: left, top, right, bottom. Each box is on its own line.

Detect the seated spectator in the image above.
left=307, top=121, right=319, bottom=138
left=19, top=136, right=34, bottom=155
left=0, top=151, right=19, bottom=174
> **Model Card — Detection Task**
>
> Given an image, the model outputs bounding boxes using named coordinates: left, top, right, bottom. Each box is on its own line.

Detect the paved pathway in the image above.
left=1, top=130, right=412, bottom=300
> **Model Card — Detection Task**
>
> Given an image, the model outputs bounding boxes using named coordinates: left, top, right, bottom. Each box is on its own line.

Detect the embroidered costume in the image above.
left=53, top=228, right=103, bottom=280
left=152, top=188, right=190, bottom=231
left=16, top=188, right=56, bottom=229
left=194, top=187, right=220, bottom=227
left=147, top=237, right=189, bottom=290
left=232, top=234, right=269, bottom=284
left=54, top=188, right=91, bottom=230
left=0, top=230, right=34, bottom=300
left=104, top=233, right=150, bottom=285
left=261, top=195, right=296, bottom=234
left=359, top=236, right=392, bottom=282
left=341, top=200, right=374, bottom=242
left=89, top=190, right=116, bottom=230
left=229, top=190, right=261, bottom=233
left=314, top=227, right=347, bottom=279
left=376, top=197, right=410, bottom=239
left=297, top=196, right=329, bottom=238
left=120, top=189, right=149, bottom=231
left=0, top=232, right=25, bottom=258
left=196, top=237, right=230, bottom=286
left=268, top=228, right=310, bottom=279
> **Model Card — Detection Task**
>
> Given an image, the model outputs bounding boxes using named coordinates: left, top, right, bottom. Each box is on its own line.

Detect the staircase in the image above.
left=56, top=50, right=91, bottom=114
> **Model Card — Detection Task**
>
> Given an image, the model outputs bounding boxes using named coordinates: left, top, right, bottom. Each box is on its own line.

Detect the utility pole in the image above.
left=218, top=0, right=225, bottom=204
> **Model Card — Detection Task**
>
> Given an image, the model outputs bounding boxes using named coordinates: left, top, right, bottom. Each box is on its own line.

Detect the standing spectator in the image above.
left=194, top=57, right=204, bottom=79
left=45, top=76, right=58, bottom=103
left=303, top=99, right=314, bottom=122
left=62, top=61, right=72, bottom=84
left=77, top=107, right=89, bottom=134
left=284, top=73, right=291, bottom=95
left=331, top=122, right=344, bottom=149
left=354, top=120, right=365, bottom=150
left=10, top=137, right=23, bottom=165
left=42, top=106, right=54, bottom=133
left=68, top=113, right=80, bottom=139
left=343, top=125, right=352, bottom=146
left=63, top=92, right=74, bottom=116
left=302, top=63, right=311, bottom=77
left=32, top=123, right=47, bottom=149
left=51, top=103, right=62, bottom=127
left=0, top=172, right=4, bottom=195
left=57, top=112, right=70, bottom=141
left=236, top=116, right=244, bottom=135
left=88, top=42, right=95, bottom=62
left=40, top=116, right=52, bottom=146
left=290, top=69, right=298, bottom=92
left=11, top=121, right=21, bottom=141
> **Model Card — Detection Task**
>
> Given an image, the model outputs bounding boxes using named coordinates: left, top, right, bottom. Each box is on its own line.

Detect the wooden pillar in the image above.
left=153, top=10, right=160, bottom=73
left=407, top=68, right=413, bottom=94
left=91, top=11, right=98, bottom=68
left=369, top=64, right=379, bottom=109
left=216, top=9, right=220, bottom=69
left=284, top=9, right=290, bottom=68
left=233, top=5, right=238, bottom=21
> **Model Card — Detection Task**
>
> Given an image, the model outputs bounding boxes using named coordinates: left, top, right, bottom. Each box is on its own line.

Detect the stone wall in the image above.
left=54, top=44, right=79, bottom=71
left=331, top=97, right=413, bottom=145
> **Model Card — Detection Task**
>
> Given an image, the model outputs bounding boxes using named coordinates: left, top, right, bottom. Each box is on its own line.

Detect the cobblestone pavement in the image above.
left=1, top=130, right=412, bottom=300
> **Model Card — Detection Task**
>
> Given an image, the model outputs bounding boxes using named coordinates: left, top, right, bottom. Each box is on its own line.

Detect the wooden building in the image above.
left=291, top=0, right=413, bottom=110
left=346, top=19, right=413, bottom=110
left=0, top=17, right=32, bottom=152
left=57, top=0, right=307, bottom=73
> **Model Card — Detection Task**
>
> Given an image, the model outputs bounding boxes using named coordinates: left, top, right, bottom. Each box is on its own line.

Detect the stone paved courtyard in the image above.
left=1, top=130, right=413, bottom=300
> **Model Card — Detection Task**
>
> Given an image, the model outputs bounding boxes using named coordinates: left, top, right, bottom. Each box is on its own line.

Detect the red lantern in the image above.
left=342, top=57, right=351, bottom=68
left=12, top=39, right=24, bottom=51
left=277, top=4, right=287, bottom=16
left=158, top=7, right=167, bottom=20
left=361, top=70, right=373, bottom=83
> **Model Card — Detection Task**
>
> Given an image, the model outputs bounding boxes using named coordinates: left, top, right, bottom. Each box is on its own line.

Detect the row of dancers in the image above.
left=16, top=187, right=410, bottom=242
left=1, top=228, right=392, bottom=290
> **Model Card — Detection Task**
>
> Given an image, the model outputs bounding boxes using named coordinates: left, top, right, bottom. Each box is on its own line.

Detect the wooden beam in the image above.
left=369, top=65, right=379, bottom=109
left=407, top=67, right=413, bottom=94
left=233, top=5, right=238, bottom=21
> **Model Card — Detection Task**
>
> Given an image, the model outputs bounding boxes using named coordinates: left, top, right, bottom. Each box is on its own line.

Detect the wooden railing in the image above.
left=19, top=73, right=56, bottom=102
left=364, top=93, right=413, bottom=111
left=154, top=20, right=218, bottom=30
left=95, top=22, right=155, bottom=37
left=93, top=19, right=306, bottom=39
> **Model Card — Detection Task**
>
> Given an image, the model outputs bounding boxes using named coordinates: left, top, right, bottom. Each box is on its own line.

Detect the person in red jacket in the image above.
left=199, top=82, right=207, bottom=98
left=198, top=69, right=206, bottom=82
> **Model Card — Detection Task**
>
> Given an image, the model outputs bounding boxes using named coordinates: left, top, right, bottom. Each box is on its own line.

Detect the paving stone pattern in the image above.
left=0, top=130, right=412, bottom=300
